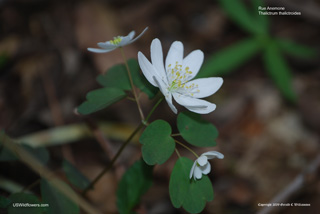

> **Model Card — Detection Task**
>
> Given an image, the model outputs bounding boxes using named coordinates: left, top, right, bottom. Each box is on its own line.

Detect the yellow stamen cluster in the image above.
left=109, top=36, right=122, bottom=45
left=167, top=62, right=199, bottom=96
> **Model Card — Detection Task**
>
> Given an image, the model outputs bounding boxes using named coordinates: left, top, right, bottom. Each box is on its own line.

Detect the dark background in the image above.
left=1, top=0, right=320, bottom=213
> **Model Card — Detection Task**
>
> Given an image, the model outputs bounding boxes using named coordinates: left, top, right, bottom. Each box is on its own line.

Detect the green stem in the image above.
left=175, top=140, right=199, bottom=158
left=171, top=133, right=181, bottom=137
left=175, top=148, right=181, bottom=158
left=120, top=47, right=145, bottom=121
left=144, top=97, right=164, bottom=124
left=82, top=97, right=164, bottom=196
left=82, top=123, right=144, bottom=196
left=21, top=179, right=40, bottom=193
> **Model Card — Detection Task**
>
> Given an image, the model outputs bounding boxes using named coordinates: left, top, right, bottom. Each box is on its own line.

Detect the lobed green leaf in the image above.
left=169, top=157, right=214, bottom=214
left=177, top=111, right=218, bottom=147
left=197, top=38, right=261, bottom=78
left=77, top=87, right=126, bottom=115
left=97, top=59, right=158, bottom=99
left=117, top=159, right=153, bottom=214
left=140, top=120, right=175, bottom=165
left=62, top=160, right=90, bottom=190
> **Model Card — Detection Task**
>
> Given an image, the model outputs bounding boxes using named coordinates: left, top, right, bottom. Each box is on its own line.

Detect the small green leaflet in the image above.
left=169, top=157, right=214, bottom=214
left=62, top=160, right=90, bottom=190
left=97, top=59, right=158, bottom=99
left=177, top=111, right=218, bottom=147
left=77, top=87, right=126, bottom=115
left=117, top=159, right=153, bottom=214
left=140, top=120, right=175, bottom=165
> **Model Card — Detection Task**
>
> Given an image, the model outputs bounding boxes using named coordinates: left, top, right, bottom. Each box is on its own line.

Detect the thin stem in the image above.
left=175, top=140, right=199, bottom=158
left=120, top=47, right=145, bottom=121
left=82, top=97, right=164, bottom=196
left=171, top=133, right=181, bottom=137
left=21, top=179, right=40, bottom=193
left=82, top=123, right=144, bottom=196
left=175, top=148, right=181, bottom=158
left=126, top=97, right=136, bottom=102
left=144, top=97, right=164, bottom=124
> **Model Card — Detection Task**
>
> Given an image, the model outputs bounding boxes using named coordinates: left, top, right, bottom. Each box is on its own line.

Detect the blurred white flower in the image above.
left=189, top=151, right=224, bottom=180
left=88, top=27, right=148, bottom=53
left=138, top=38, right=223, bottom=114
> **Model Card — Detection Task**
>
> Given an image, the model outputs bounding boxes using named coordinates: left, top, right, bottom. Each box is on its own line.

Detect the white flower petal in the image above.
left=165, top=94, right=178, bottom=114
left=127, top=30, right=135, bottom=40
left=185, top=103, right=216, bottom=114
left=172, top=94, right=216, bottom=114
left=87, top=47, right=117, bottom=53
left=165, top=41, right=183, bottom=69
left=200, top=162, right=211, bottom=175
left=182, top=50, right=204, bottom=80
left=129, top=27, right=149, bottom=44
left=202, top=151, right=224, bottom=159
left=197, top=156, right=208, bottom=166
left=185, top=77, right=223, bottom=98
left=189, top=161, right=197, bottom=179
left=97, top=42, right=115, bottom=49
left=151, top=39, right=167, bottom=84
left=153, top=77, right=177, bottom=114
left=138, top=52, right=158, bottom=87
left=194, top=166, right=203, bottom=180
left=119, top=36, right=131, bottom=46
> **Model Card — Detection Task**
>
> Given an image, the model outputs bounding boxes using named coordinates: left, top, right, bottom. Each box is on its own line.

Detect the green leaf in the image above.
left=217, top=0, right=262, bottom=35
left=140, top=120, right=175, bottom=165
left=169, top=157, right=214, bottom=214
left=0, top=196, right=11, bottom=208
left=97, top=59, right=158, bottom=99
left=276, top=39, right=317, bottom=59
left=263, top=42, right=297, bottom=103
left=251, top=0, right=269, bottom=33
left=117, top=159, right=153, bottom=214
left=197, top=38, right=261, bottom=78
left=62, top=160, right=90, bottom=190
left=97, top=63, right=132, bottom=90
left=177, top=111, right=218, bottom=147
left=77, top=87, right=126, bottom=115
left=41, top=179, right=79, bottom=214
left=8, top=193, right=45, bottom=214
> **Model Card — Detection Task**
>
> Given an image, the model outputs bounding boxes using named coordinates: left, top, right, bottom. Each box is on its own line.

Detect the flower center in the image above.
left=109, top=36, right=122, bottom=45
left=166, top=62, right=200, bottom=96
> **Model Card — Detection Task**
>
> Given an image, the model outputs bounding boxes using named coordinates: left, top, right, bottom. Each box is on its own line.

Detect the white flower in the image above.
left=88, top=27, right=148, bottom=53
left=189, top=151, right=224, bottom=180
left=138, top=38, right=223, bottom=114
